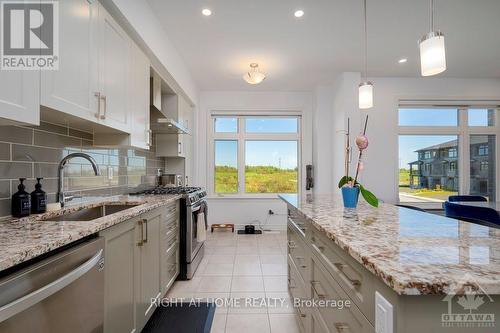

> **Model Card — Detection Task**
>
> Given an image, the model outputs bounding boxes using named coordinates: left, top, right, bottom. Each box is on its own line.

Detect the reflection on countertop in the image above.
left=0, top=194, right=182, bottom=272
left=280, top=193, right=500, bottom=295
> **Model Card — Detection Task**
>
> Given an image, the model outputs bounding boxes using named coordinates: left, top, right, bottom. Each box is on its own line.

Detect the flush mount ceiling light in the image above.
left=294, top=10, right=304, bottom=18
left=398, top=58, right=408, bottom=64
left=419, top=0, right=446, bottom=76
left=202, top=8, right=212, bottom=16
left=243, top=63, right=266, bottom=85
left=359, top=0, right=373, bottom=109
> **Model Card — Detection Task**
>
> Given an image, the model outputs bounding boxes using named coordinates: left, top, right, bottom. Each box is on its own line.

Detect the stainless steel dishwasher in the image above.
left=0, top=237, right=105, bottom=333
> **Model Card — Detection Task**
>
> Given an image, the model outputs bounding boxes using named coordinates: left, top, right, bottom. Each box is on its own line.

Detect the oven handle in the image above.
left=0, top=249, right=103, bottom=323
left=190, top=200, right=206, bottom=213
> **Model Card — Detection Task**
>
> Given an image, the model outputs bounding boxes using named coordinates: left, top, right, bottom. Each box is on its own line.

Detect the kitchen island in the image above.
left=280, top=193, right=500, bottom=333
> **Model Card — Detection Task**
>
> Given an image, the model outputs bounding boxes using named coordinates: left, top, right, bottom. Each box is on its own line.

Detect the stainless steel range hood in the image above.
left=150, top=108, right=189, bottom=135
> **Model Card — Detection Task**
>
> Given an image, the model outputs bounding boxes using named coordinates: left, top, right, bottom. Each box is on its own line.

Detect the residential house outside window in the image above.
left=210, top=115, right=301, bottom=196
left=399, top=106, right=498, bottom=203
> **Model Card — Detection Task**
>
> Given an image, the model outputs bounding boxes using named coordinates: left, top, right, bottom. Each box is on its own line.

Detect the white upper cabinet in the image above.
left=41, top=0, right=99, bottom=122
left=97, top=4, right=130, bottom=132
left=129, top=43, right=151, bottom=149
left=0, top=71, right=40, bottom=125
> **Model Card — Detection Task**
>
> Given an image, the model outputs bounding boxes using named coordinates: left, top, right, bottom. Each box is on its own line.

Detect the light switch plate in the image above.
left=375, top=291, right=393, bottom=333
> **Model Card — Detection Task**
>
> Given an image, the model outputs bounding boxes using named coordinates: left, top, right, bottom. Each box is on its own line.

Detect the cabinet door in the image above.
left=136, top=214, right=161, bottom=331
left=0, top=69, right=39, bottom=125
left=41, top=0, right=99, bottom=121
left=98, top=4, right=130, bottom=132
left=129, top=43, right=151, bottom=149
left=100, top=218, right=137, bottom=333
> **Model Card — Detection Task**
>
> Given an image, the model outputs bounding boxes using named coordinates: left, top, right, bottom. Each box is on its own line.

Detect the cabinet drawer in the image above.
left=311, top=311, right=329, bottom=333
left=287, top=222, right=308, bottom=282
left=310, top=228, right=375, bottom=324
left=288, top=257, right=309, bottom=333
left=310, top=254, right=374, bottom=333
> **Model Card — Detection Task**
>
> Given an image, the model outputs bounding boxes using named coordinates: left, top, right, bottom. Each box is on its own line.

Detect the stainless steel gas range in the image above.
left=133, top=186, right=207, bottom=280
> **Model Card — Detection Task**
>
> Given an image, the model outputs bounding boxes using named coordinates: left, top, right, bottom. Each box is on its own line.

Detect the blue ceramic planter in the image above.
left=342, top=187, right=360, bottom=208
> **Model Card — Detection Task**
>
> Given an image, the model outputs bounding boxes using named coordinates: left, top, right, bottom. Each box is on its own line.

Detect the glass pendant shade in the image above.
left=359, top=82, right=373, bottom=109
left=243, top=63, right=266, bottom=85
left=419, top=31, right=446, bottom=76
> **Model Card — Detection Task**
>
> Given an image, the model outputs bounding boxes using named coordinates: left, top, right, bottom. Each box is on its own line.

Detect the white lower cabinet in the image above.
left=135, top=212, right=161, bottom=330
left=100, top=203, right=179, bottom=333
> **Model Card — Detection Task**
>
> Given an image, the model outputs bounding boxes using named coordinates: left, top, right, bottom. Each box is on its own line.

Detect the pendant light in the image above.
left=419, top=0, right=446, bottom=76
left=359, top=0, right=373, bottom=109
left=243, top=63, right=266, bottom=85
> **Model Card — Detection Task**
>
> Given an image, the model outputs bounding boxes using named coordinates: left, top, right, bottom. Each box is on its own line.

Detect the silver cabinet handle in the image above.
left=178, top=142, right=182, bottom=154
left=146, top=129, right=152, bottom=147
left=94, top=92, right=101, bottom=118
left=137, top=220, right=144, bottom=246
left=295, top=256, right=307, bottom=268
left=310, top=280, right=327, bottom=300
left=334, top=263, right=361, bottom=287
left=100, top=95, right=107, bottom=119
left=143, top=219, right=148, bottom=243
left=0, top=249, right=103, bottom=322
left=334, top=323, right=350, bottom=332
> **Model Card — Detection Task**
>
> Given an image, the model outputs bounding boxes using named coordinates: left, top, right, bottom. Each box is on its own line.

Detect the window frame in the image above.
left=398, top=105, right=499, bottom=205
left=208, top=112, right=302, bottom=198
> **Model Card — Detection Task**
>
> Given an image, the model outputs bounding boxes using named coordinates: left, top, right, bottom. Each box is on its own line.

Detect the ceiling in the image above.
left=146, top=0, right=500, bottom=91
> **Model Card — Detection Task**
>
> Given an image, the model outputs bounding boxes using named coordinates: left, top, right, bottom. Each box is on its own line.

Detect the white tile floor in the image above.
left=167, top=230, right=300, bottom=333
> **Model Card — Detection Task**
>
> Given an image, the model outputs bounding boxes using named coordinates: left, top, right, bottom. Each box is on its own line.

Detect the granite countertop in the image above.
left=280, top=194, right=500, bottom=295
left=0, top=194, right=182, bottom=272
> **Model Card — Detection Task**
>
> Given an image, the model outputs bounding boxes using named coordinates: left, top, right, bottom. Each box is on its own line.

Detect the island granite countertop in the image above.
left=280, top=194, right=500, bottom=295
left=0, top=194, right=182, bottom=272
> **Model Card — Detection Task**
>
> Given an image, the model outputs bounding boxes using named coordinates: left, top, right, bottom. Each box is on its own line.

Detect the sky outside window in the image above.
left=245, top=118, right=298, bottom=133
left=215, top=118, right=238, bottom=132
left=398, top=108, right=458, bottom=126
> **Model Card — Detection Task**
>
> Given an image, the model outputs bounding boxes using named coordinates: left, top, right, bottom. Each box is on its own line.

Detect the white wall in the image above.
left=197, top=91, right=313, bottom=230
left=327, top=75, right=500, bottom=204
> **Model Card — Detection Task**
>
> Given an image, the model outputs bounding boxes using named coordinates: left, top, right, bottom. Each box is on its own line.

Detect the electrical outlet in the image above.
left=108, top=166, right=113, bottom=180
left=375, top=291, right=393, bottom=333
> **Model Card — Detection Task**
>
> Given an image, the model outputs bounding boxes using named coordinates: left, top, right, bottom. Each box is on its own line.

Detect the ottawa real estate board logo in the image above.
left=1, top=0, right=59, bottom=70
left=441, top=274, right=495, bottom=328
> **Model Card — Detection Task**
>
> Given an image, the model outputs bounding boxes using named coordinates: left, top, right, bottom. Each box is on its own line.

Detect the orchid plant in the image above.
left=338, top=115, right=379, bottom=207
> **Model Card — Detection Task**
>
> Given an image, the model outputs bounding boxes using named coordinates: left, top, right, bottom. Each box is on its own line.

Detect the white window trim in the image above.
left=207, top=112, right=302, bottom=199
left=397, top=105, right=500, bottom=206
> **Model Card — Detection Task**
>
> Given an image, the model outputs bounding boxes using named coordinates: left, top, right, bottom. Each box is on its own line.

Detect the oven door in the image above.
left=186, top=200, right=206, bottom=263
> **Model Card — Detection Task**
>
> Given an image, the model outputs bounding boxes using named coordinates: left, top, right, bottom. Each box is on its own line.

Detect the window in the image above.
left=399, top=106, right=498, bottom=203
left=245, top=141, right=298, bottom=193
left=399, top=108, right=458, bottom=126
left=468, top=109, right=496, bottom=127
left=470, top=135, right=496, bottom=200
left=478, top=145, right=488, bottom=156
left=214, top=140, right=238, bottom=193
left=215, top=117, right=238, bottom=133
left=210, top=115, right=300, bottom=195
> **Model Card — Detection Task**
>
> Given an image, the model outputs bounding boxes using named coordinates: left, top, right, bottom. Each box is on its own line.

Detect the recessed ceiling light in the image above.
left=294, top=10, right=304, bottom=18
left=202, top=8, right=212, bottom=16
left=398, top=58, right=408, bottom=64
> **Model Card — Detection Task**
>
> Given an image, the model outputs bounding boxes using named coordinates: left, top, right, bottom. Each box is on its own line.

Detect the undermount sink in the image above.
left=43, top=204, right=139, bottom=222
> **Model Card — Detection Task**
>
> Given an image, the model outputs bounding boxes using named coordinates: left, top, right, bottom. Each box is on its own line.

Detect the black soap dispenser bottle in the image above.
left=12, top=178, right=31, bottom=217
left=31, top=177, right=47, bottom=214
